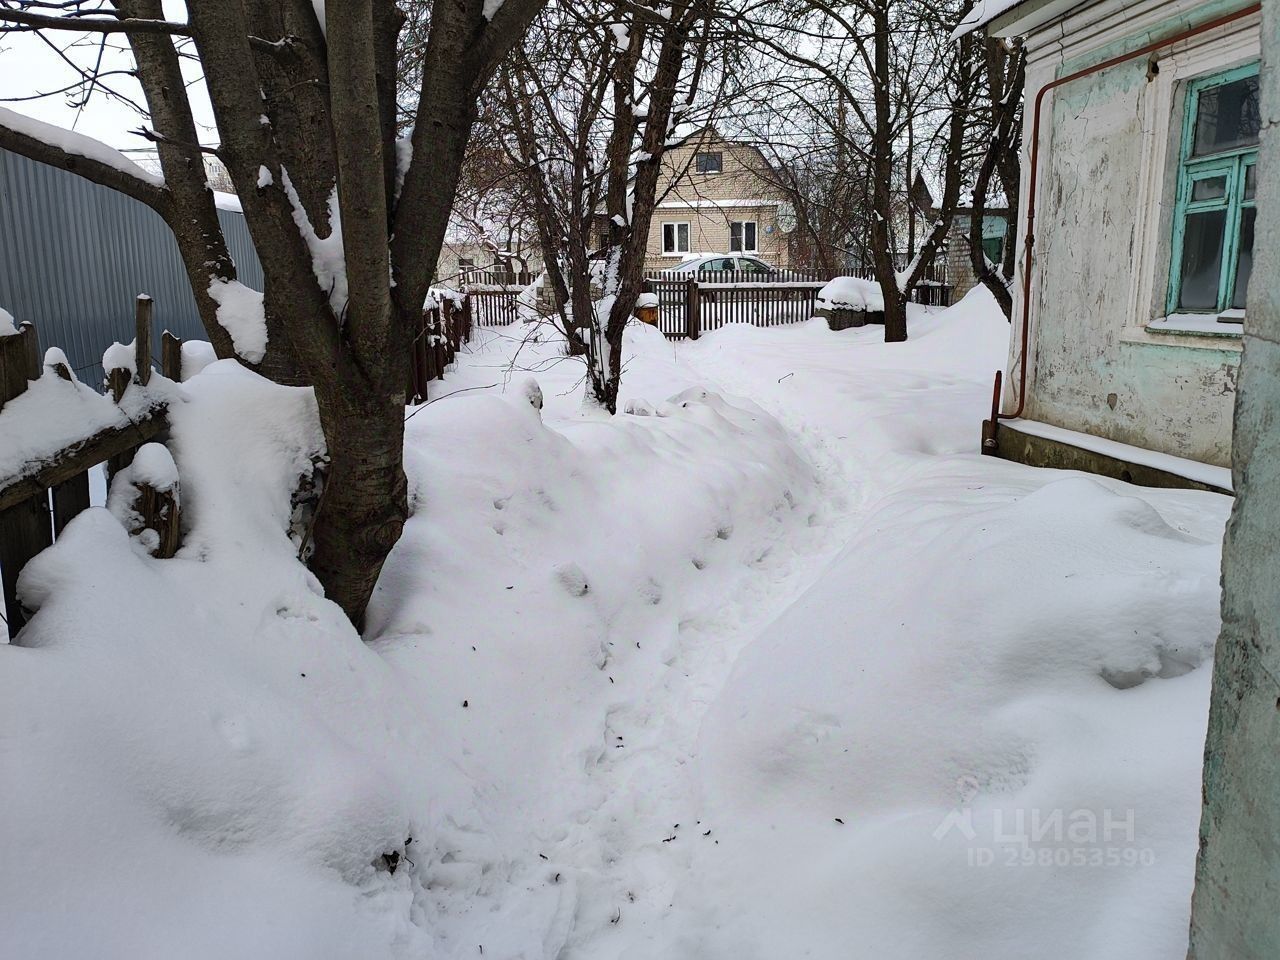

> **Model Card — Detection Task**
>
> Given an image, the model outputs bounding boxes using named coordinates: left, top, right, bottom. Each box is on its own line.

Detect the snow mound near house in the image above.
left=2, top=360, right=431, bottom=958
left=0, top=286, right=1230, bottom=959
left=650, top=464, right=1227, bottom=960
left=360, top=374, right=824, bottom=956
left=0, top=351, right=822, bottom=959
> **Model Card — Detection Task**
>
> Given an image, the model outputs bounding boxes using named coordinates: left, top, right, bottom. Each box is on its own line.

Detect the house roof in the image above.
left=953, top=0, right=1087, bottom=38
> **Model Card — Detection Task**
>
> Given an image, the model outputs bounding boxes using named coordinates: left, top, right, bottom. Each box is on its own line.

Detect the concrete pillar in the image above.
left=1188, top=4, right=1280, bottom=956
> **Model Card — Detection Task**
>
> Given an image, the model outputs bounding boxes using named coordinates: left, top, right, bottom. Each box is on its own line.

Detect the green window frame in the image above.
left=1166, top=61, right=1260, bottom=315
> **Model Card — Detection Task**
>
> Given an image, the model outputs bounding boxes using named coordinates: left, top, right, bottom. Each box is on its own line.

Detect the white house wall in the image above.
left=1005, top=0, right=1259, bottom=466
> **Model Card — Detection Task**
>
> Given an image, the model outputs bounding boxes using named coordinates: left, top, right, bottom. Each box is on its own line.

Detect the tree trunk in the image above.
left=594, top=2, right=695, bottom=404
left=309, top=391, right=408, bottom=630
left=968, top=36, right=1024, bottom=319
left=869, top=0, right=907, bottom=343
left=117, top=0, right=302, bottom=378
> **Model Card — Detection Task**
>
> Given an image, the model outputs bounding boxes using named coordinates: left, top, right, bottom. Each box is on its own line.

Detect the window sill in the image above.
left=1146, top=313, right=1243, bottom=336
left=1119, top=315, right=1243, bottom=352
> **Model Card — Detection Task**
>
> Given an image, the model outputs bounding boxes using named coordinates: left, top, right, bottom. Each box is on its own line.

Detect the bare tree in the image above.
left=729, top=0, right=980, bottom=340
left=492, top=0, right=719, bottom=409
left=0, top=0, right=546, bottom=628
left=965, top=32, right=1024, bottom=317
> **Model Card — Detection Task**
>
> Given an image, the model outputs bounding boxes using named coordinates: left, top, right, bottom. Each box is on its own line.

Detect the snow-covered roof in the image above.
left=953, top=0, right=1085, bottom=38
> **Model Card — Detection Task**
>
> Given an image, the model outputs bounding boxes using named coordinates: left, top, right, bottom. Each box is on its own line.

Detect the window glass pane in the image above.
left=663, top=223, right=674, bottom=251
left=1232, top=207, right=1255, bottom=310
left=1178, top=209, right=1226, bottom=309
left=1191, top=175, right=1227, bottom=201
left=1193, top=75, right=1261, bottom=157
left=677, top=223, right=689, bottom=251
left=1244, top=164, right=1256, bottom=200
left=745, top=222, right=757, bottom=250
left=695, top=152, right=723, bottom=174
left=730, top=222, right=742, bottom=251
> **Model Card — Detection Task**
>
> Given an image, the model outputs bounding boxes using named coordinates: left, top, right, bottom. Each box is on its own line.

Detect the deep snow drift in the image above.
left=0, top=291, right=1229, bottom=959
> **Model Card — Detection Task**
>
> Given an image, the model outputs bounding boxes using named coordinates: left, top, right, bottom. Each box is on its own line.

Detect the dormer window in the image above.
left=694, top=152, right=723, bottom=175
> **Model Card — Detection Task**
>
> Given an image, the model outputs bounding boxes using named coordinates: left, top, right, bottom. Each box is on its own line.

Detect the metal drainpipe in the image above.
left=983, top=1, right=1262, bottom=452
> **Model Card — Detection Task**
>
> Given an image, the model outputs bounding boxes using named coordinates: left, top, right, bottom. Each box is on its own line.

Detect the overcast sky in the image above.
left=0, top=3, right=213, bottom=152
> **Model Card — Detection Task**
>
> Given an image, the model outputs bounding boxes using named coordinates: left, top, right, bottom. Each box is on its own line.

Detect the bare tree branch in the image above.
left=0, top=6, right=191, bottom=35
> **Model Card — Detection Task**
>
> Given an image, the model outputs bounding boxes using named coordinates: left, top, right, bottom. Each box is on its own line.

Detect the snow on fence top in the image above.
left=816, top=276, right=885, bottom=312
left=0, top=329, right=177, bottom=492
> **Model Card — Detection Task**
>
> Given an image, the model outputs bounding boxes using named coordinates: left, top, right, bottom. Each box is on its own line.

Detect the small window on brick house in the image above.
left=729, top=220, right=757, bottom=253
left=662, top=222, right=690, bottom=255
left=695, top=152, right=723, bottom=175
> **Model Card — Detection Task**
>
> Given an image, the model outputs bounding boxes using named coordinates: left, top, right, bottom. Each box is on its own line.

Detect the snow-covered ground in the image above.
left=0, top=290, right=1229, bottom=959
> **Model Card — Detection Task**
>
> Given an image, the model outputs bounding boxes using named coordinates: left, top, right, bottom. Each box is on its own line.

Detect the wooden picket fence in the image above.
left=461, top=269, right=536, bottom=287
left=468, top=289, right=521, bottom=326
left=408, top=294, right=474, bottom=404
left=645, top=275, right=827, bottom=339
left=0, top=296, right=182, bottom=640
left=0, top=289, right=483, bottom=639
left=642, top=265, right=955, bottom=340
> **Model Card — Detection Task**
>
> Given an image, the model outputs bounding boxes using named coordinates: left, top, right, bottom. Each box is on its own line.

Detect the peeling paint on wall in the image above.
left=1016, top=0, right=1253, bottom=467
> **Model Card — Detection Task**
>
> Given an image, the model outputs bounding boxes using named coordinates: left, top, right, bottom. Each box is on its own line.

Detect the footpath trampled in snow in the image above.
left=0, top=290, right=1229, bottom=960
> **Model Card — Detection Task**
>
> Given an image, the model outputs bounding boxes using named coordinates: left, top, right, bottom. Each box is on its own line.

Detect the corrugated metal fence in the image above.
left=0, top=147, right=263, bottom=386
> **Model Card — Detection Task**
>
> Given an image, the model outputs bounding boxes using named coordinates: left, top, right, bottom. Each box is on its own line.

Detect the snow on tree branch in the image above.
left=0, top=104, right=170, bottom=216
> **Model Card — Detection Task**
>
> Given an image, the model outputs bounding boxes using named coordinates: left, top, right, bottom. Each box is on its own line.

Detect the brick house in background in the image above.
left=642, top=129, right=795, bottom=271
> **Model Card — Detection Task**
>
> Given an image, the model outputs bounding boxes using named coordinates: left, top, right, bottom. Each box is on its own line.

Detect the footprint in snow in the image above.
left=555, top=563, right=589, bottom=597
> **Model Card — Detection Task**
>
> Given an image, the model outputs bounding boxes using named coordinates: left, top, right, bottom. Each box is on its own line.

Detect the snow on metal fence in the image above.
left=641, top=266, right=954, bottom=340
left=438, top=265, right=954, bottom=342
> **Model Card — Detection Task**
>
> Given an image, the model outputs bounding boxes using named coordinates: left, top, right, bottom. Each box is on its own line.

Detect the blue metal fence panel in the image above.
left=0, top=147, right=263, bottom=387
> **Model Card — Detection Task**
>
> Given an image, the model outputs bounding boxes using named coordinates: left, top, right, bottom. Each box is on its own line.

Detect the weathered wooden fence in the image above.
left=468, top=288, right=521, bottom=327
left=644, top=276, right=826, bottom=339
left=642, top=265, right=955, bottom=340
left=408, top=294, right=474, bottom=404
left=461, top=269, right=535, bottom=288
left=0, top=295, right=182, bottom=640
